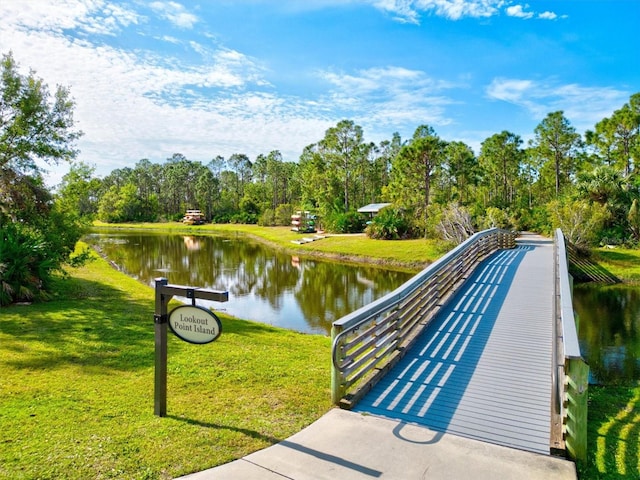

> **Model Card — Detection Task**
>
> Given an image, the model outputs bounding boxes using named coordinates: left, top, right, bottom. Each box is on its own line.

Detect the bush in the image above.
left=258, top=208, right=275, bottom=226
left=328, top=211, right=367, bottom=233
left=0, top=221, right=55, bottom=305
left=211, top=212, right=232, bottom=223
left=478, top=207, right=511, bottom=230
left=516, top=205, right=551, bottom=234
left=230, top=212, right=258, bottom=224
left=435, top=203, right=475, bottom=244
left=365, top=208, right=412, bottom=239
left=275, top=204, right=294, bottom=226
left=548, top=198, right=609, bottom=252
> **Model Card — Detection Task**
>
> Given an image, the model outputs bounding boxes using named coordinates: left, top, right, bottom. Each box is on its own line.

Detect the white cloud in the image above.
left=486, top=77, right=629, bottom=131
left=370, top=0, right=563, bottom=23
left=506, top=5, right=533, bottom=19
left=149, top=1, right=198, bottom=29
left=372, top=0, right=420, bottom=23
left=372, top=0, right=503, bottom=23
left=538, top=11, right=558, bottom=20
left=320, top=66, right=456, bottom=131
left=486, top=78, right=535, bottom=104
left=0, top=0, right=140, bottom=36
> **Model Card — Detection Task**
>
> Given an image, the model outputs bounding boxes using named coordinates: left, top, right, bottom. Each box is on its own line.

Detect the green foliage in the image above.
left=0, top=52, right=81, bottom=185
left=275, top=203, right=294, bottom=226
left=478, top=131, right=523, bottom=208
left=0, top=220, right=54, bottom=305
left=230, top=211, right=258, bottom=224
left=441, top=141, right=479, bottom=204
left=530, top=111, right=583, bottom=199
left=0, top=201, right=88, bottom=305
left=385, top=125, right=446, bottom=237
left=56, top=162, right=101, bottom=219
left=326, top=210, right=366, bottom=233
left=629, top=199, right=640, bottom=241
left=365, top=208, right=413, bottom=240
left=478, top=206, right=512, bottom=230
left=258, top=207, right=276, bottom=226
left=96, top=183, right=157, bottom=223
left=0, top=52, right=85, bottom=305
left=548, top=198, right=609, bottom=251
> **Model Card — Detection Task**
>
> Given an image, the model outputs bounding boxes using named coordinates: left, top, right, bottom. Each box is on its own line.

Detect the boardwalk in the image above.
left=180, top=233, right=579, bottom=479
left=355, top=233, right=554, bottom=455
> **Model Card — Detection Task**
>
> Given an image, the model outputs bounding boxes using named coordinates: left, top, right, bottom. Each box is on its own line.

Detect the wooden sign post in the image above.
left=154, top=278, right=228, bottom=417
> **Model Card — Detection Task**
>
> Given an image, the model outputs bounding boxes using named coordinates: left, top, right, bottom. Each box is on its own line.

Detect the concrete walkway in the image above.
left=177, top=408, right=577, bottom=480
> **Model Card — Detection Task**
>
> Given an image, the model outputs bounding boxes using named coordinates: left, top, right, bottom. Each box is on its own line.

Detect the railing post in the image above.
left=565, top=356, right=589, bottom=461
left=331, top=323, right=346, bottom=405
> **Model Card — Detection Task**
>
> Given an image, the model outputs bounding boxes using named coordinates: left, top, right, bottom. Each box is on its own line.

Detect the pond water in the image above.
left=573, top=283, right=640, bottom=385
left=85, top=231, right=413, bottom=335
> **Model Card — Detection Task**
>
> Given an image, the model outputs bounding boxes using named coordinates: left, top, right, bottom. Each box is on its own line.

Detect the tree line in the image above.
left=2, top=49, right=640, bottom=305
left=59, top=94, right=640, bottom=246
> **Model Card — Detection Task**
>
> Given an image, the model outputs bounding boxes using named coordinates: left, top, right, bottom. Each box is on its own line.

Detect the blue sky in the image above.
left=1, top=1, right=638, bottom=185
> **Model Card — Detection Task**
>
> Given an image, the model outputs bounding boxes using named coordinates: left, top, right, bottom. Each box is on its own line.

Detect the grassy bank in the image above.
left=92, top=221, right=449, bottom=272
left=0, top=247, right=331, bottom=479
left=593, top=247, right=640, bottom=284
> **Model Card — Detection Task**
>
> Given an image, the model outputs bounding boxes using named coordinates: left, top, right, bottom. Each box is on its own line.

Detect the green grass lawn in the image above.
left=0, top=248, right=331, bottom=479
left=579, top=386, right=640, bottom=479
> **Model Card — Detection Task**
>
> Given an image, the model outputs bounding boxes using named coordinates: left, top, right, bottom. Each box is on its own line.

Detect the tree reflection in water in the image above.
left=86, top=231, right=413, bottom=335
left=573, top=284, right=640, bottom=385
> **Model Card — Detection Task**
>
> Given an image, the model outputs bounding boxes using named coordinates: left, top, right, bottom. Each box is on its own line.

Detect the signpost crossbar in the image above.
left=159, top=284, right=229, bottom=302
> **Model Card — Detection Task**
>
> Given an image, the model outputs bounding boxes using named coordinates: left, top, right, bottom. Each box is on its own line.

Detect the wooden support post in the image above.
left=154, top=278, right=169, bottom=417
left=565, top=357, right=589, bottom=461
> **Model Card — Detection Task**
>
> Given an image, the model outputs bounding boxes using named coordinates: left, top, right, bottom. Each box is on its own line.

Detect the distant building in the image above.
left=357, top=203, right=391, bottom=220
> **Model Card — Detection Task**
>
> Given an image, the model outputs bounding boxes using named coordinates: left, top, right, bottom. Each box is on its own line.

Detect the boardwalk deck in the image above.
left=355, top=234, right=554, bottom=455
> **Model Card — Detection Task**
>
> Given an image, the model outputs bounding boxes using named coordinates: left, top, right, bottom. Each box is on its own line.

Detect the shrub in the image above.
left=478, top=207, right=511, bottom=230
left=548, top=198, right=609, bottom=252
left=258, top=208, right=275, bottom=226
left=435, top=203, right=475, bottom=244
left=275, top=204, right=294, bottom=226
left=230, top=212, right=258, bottom=224
left=329, top=211, right=367, bottom=233
left=0, top=221, right=54, bottom=305
left=365, top=208, right=412, bottom=240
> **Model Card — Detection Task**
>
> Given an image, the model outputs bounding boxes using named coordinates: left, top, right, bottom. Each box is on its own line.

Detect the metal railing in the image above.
left=554, top=229, right=589, bottom=461
left=331, top=228, right=517, bottom=408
